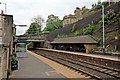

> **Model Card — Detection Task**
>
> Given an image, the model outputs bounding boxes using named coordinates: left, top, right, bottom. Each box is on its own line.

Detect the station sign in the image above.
left=15, top=42, right=28, bottom=44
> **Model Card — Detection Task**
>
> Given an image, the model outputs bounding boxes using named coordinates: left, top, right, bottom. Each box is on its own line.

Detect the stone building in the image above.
left=74, top=7, right=83, bottom=20
left=63, top=14, right=77, bottom=27
left=63, top=7, right=83, bottom=27
left=0, top=11, right=14, bottom=79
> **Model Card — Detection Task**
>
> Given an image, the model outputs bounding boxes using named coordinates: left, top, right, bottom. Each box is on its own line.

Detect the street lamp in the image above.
left=0, top=2, right=7, bottom=13
left=101, top=5, right=105, bottom=54
left=13, top=24, right=27, bottom=39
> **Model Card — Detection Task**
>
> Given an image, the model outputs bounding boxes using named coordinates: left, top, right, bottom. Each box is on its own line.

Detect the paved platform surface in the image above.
left=16, top=52, right=27, bottom=58
left=9, top=51, right=68, bottom=79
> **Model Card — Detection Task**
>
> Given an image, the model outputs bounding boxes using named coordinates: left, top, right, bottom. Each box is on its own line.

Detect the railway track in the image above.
left=31, top=50, right=120, bottom=80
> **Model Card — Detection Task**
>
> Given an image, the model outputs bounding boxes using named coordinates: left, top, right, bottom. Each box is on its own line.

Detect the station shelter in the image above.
left=51, top=35, right=98, bottom=53
left=15, top=42, right=27, bottom=57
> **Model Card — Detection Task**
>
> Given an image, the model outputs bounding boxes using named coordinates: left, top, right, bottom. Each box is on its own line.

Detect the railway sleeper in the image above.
left=57, top=56, right=120, bottom=78
left=54, top=57, right=116, bottom=79
left=32, top=50, right=119, bottom=80
left=42, top=52, right=120, bottom=79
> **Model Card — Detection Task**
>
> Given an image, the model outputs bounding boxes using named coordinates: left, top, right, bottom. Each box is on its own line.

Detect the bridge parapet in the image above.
left=16, top=32, right=49, bottom=41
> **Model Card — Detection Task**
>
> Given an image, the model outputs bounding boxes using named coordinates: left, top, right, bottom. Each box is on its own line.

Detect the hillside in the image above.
left=46, top=2, right=120, bottom=52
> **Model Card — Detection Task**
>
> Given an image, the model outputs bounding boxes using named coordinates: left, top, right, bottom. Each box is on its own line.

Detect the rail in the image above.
left=30, top=48, right=120, bottom=80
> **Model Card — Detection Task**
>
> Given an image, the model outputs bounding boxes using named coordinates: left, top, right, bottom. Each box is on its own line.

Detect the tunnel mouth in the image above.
left=33, top=42, right=45, bottom=49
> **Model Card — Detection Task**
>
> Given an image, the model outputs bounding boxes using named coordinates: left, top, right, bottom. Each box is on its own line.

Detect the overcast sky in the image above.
left=0, top=0, right=107, bottom=35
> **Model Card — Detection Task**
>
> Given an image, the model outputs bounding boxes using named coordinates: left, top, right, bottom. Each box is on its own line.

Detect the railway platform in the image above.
left=40, top=48, right=120, bottom=61
left=31, top=49, right=120, bottom=79
left=9, top=51, right=67, bottom=79
left=9, top=50, right=86, bottom=80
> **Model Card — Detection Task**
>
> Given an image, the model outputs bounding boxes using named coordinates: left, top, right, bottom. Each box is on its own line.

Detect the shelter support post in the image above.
left=84, top=44, right=97, bottom=54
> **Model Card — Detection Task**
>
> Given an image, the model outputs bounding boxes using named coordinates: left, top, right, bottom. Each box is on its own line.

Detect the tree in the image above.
left=98, top=0, right=101, bottom=5
left=81, top=6, right=89, bottom=14
left=24, top=22, right=39, bottom=34
left=31, top=15, right=44, bottom=33
left=24, top=15, right=44, bottom=34
left=43, top=14, right=62, bottom=32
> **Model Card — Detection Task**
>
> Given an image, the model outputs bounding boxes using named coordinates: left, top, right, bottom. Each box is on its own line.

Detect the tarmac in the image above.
left=9, top=51, right=68, bottom=79
left=9, top=50, right=87, bottom=80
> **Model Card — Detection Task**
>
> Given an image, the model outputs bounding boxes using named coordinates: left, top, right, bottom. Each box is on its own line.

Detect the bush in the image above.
left=74, top=31, right=81, bottom=36
left=27, top=42, right=33, bottom=49
left=56, top=34, right=69, bottom=40
left=71, top=24, right=77, bottom=33
left=83, top=24, right=96, bottom=35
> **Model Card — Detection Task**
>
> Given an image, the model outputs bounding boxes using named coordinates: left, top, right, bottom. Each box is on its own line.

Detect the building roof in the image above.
left=63, top=14, right=76, bottom=20
left=51, top=35, right=98, bottom=44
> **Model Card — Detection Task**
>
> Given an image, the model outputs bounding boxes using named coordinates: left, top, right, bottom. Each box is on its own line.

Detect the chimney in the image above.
left=1, top=10, right=4, bottom=15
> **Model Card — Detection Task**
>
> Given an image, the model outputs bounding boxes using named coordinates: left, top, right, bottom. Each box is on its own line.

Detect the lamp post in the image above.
left=0, top=2, right=7, bottom=13
left=13, top=24, right=27, bottom=35
left=102, top=5, right=105, bottom=54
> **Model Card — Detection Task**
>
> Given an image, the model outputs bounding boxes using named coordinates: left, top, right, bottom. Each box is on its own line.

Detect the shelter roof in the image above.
left=51, top=35, right=98, bottom=44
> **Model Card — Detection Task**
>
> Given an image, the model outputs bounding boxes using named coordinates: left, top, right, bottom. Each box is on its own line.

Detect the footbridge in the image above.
left=16, top=32, right=50, bottom=48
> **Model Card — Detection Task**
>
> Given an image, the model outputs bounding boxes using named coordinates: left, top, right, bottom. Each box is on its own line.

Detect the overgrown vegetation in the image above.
left=54, top=2, right=120, bottom=51
left=55, top=7, right=120, bottom=41
left=71, top=24, right=77, bottom=33
left=91, top=1, right=110, bottom=11
left=104, top=10, right=120, bottom=25
left=27, top=42, right=33, bottom=49
left=74, top=31, right=81, bottom=36
left=81, top=6, right=90, bottom=15
left=55, top=34, right=69, bottom=40
left=82, top=24, right=96, bottom=35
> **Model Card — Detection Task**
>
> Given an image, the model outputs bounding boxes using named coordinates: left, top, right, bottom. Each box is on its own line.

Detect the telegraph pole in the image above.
left=0, top=2, right=7, bottom=13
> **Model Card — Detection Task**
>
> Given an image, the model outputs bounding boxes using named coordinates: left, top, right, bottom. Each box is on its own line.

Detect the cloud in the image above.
left=0, top=0, right=99, bottom=35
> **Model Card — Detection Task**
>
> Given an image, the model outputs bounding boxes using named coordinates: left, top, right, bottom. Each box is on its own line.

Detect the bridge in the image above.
left=16, top=32, right=50, bottom=48
left=15, top=33, right=100, bottom=54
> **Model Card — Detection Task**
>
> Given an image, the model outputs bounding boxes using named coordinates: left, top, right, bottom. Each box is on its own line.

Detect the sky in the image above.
left=0, top=0, right=107, bottom=35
